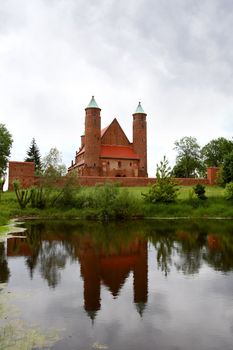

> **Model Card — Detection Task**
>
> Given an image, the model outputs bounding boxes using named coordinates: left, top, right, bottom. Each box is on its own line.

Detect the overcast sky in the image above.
left=1, top=0, right=233, bottom=176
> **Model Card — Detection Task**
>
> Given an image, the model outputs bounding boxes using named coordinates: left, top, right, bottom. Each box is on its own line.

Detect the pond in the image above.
left=0, top=220, right=233, bottom=350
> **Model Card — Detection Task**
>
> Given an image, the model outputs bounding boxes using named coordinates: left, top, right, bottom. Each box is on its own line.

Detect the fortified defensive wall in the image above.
left=8, top=161, right=219, bottom=190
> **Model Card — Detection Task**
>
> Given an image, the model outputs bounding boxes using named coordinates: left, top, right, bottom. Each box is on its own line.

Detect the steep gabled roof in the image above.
left=101, top=126, right=109, bottom=137
left=101, top=118, right=130, bottom=145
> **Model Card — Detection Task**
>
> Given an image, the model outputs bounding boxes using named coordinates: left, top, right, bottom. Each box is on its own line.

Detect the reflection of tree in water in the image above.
left=150, top=234, right=174, bottom=277
left=21, top=220, right=233, bottom=286
left=24, top=223, right=75, bottom=288
left=25, top=224, right=42, bottom=279
left=204, top=233, right=233, bottom=272
left=38, top=242, right=68, bottom=288
left=0, top=242, right=10, bottom=283
left=174, top=230, right=206, bottom=275
left=150, top=230, right=204, bottom=276
left=149, top=221, right=233, bottom=276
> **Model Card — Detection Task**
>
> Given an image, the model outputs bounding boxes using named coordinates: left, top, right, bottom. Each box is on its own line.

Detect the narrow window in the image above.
left=118, top=161, right=121, bottom=168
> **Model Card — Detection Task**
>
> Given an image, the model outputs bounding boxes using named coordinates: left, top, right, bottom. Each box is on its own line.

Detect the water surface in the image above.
left=1, top=220, right=233, bottom=349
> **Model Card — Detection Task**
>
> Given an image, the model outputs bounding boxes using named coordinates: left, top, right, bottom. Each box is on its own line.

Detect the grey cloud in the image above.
left=0, top=0, right=232, bottom=172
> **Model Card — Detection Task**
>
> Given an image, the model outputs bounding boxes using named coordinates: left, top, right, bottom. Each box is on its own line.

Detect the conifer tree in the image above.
left=25, top=138, right=42, bottom=173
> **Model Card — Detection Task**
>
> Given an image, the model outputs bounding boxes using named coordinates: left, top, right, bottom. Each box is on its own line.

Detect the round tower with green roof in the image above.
left=133, top=102, right=148, bottom=177
left=84, top=96, right=101, bottom=175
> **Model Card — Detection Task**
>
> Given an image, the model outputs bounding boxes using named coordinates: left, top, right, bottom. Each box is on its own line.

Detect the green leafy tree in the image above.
left=143, top=156, right=178, bottom=203
left=173, top=136, right=204, bottom=178
left=42, top=147, right=66, bottom=178
left=201, top=137, right=233, bottom=167
left=0, top=123, right=13, bottom=182
left=25, top=138, right=42, bottom=173
left=222, top=151, right=233, bottom=184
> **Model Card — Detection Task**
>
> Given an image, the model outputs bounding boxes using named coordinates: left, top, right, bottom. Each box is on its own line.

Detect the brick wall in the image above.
left=207, top=167, right=219, bottom=185
left=8, top=161, right=35, bottom=190
left=77, top=177, right=209, bottom=187
left=8, top=161, right=219, bottom=189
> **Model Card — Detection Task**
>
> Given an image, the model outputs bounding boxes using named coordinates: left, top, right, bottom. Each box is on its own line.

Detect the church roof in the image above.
left=134, top=102, right=145, bottom=114
left=86, top=96, right=100, bottom=109
left=101, top=126, right=109, bottom=137
left=101, top=145, right=139, bottom=159
left=76, top=145, right=139, bottom=160
left=101, top=118, right=131, bottom=145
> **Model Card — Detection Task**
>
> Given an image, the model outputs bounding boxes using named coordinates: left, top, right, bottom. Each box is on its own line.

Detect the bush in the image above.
left=13, top=179, right=32, bottom=209
left=143, top=156, right=178, bottom=203
left=193, top=184, right=207, bottom=200
left=92, top=183, right=120, bottom=219
left=224, top=182, right=233, bottom=200
left=30, top=187, right=46, bottom=209
left=54, top=173, right=80, bottom=208
left=74, top=183, right=141, bottom=220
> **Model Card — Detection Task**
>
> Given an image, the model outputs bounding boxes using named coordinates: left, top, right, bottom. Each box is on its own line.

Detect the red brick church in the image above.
left=68, top=96, right=148, bottom=177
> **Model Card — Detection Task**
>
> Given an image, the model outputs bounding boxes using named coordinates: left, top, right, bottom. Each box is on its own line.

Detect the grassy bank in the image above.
left=0, top=185, right=232, bottom=225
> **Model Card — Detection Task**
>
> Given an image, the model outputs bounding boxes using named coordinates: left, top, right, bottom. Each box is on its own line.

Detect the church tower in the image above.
left=84, top=96, right=101, bottom=176
left=133, top=102, right=148, bottom=177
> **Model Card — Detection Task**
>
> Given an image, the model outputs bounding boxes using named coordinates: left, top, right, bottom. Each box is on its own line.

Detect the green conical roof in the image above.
left=86, top=96, right=99, bottom=109
left=134, top=102, right=145, bottom=114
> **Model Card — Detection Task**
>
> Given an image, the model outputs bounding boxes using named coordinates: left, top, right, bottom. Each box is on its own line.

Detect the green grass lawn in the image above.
left=117, top=185, right=225, bottom=199
left=0, top=185, right=232, bottom=225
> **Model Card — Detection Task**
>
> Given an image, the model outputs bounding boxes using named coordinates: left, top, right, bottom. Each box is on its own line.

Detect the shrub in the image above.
left=92, top=183, right=119, bottom=219
left=75, top=183, right=141, bottom=220
left=13, top=179, right=33, bottom=209
left=224, top=182, right=233, bottom=200
left=30, top=187, right=46, bottom=209
left=54, top=173, right=80, bottom=208
left=143, top=156, right=178, bottom=203
left=193, top=184, right=207, bottom=200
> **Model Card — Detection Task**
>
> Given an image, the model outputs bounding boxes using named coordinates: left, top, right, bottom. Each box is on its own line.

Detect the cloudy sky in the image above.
left=1, top=0, right=233, bottom=176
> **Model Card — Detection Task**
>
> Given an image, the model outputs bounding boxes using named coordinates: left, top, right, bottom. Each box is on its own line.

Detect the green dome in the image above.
left=86, top=96, right=99, bottom=109
left=134, top=102, right=145, bottom=114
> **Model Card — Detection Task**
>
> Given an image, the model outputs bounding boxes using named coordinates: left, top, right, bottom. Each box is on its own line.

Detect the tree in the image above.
left=0, top=123, right=13, bottom=180
left=42, top=147, right=66, bottom=177
left=222, top=151, right=233, bottom=184
left=143, top=156, right=178, bottom=203
left=173, top=137, right=204, bottom=178
left=25, top=138, right=42, bottom=173
left=201, top=137, right=233, bottom=167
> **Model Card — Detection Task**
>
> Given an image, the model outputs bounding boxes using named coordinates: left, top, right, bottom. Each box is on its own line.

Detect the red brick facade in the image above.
left=207, top=167, right=219, bottom=185
left=68, top=98, right=147, bottom=177
left=133, top=112, right=147, bottom=177
left=8, top=161, right=35, bottom=190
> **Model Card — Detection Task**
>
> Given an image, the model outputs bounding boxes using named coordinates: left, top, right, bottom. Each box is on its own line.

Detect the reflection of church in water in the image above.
left=75, top=237, right=148, bottom=320
left=5, top=235, right=148, bottom=321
